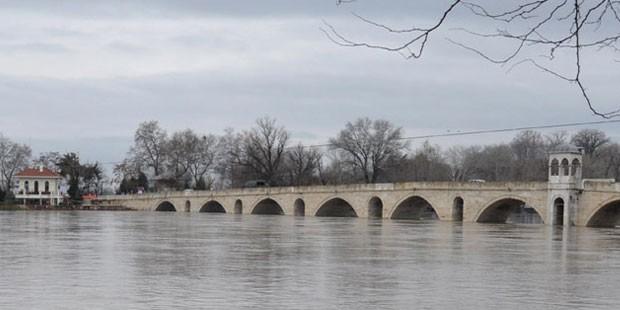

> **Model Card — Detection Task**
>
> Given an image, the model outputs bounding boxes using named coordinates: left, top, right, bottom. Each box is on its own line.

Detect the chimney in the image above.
left=39, top=165, right=44, bottom=172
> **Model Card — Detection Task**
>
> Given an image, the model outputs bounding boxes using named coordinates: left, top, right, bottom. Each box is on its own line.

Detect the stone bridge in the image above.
left=97, top=180, right=620, bottom=228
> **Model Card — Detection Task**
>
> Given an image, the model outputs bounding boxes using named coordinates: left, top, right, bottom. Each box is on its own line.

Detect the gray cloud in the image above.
left=0, top=42, right=71, bottom=54
left=0, top=0, right=442, bottom=19
left=0, top=0, right=618, bottom=171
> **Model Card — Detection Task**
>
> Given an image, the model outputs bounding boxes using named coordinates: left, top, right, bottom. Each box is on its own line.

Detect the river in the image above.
left=0, top=211, right=619, bottom=309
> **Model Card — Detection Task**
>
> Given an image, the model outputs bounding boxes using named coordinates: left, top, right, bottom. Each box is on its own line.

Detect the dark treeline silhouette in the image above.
left=114, top=118, right=620, bottom=193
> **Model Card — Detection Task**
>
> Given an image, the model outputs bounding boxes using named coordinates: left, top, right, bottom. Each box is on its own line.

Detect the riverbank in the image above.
left=0, top=205, right=27, bottom=211
left=0, top=204, right=134, bottom=211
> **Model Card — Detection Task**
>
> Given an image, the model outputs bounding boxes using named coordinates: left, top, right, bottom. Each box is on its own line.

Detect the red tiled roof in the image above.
left=16, top=167, right=62, bottom=178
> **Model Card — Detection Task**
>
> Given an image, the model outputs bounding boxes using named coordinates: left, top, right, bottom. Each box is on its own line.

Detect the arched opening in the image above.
left=550, top=158, right=559, bottom=176
left=34, top=181, right=39, bottom=194
left=251, top=198, right=284, bottom=215
left=571, top=159, right=580, bottom=176
left=476, top=198, right=543, bottom=224
left=391, top=196, right=438, bottom=220
left=200, top=201, right=226, bottom=213
left=561, top=158, right=570, bottom=176
left=553, top=198, right=564, bottom=226
left=24, top=181, right=29, bottom=193
left=587, top=200, right=620, bottom=228
left=316, top=198, right=357, bottom=217
left=368, top=197, right=383, bottom=218
left=294, top=199, right=305, bottom=216
left=155, top=201, right=176, bottom=212
left=44, top=181, right=50, bottom=193
left=453, top=197, right=464, bottom=222
left=185, top=200, right=191, bottom=212
left=234, top=200, right=243, bottom=214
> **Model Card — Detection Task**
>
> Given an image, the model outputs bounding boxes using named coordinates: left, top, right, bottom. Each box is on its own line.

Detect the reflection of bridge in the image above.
left=99, top=147, right=620, bottom=227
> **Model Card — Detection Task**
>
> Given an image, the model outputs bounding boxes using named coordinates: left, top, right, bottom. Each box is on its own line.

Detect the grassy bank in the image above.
left=0, top=204, right=26, bottom=211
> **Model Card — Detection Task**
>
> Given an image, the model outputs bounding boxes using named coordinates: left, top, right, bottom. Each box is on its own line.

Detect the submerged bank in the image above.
left=0, top=204, right=134, bottom=211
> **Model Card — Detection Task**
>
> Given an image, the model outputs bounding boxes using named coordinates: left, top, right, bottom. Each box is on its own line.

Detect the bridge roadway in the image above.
left=97, top=180, right=620, bottom=227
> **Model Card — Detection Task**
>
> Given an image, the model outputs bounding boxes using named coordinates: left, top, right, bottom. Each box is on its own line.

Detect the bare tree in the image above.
left=129, top=121, right=167, bottom=177
left=325, top=1, right=620, bottom=117
left=214, top=128, right=243, bottom=189
left=445, top=145, right=481, bottom=181
left=231, top=117, right=289, bottom=185
left=571, top=128, right=610, bottom=156
left=165, top=129, right=194, bottom=182
left=409, top=141, right=452, bottom=182
left=187, top=133, right=219, bottom=189
left=317, top=150, right=359, bottom=185
left=0, top=136, right=31, bottom=193
left=510, top=130, right=547, bottom=181
left=544, top=131, right=569, bottom=152
left=329, top=118, right=408, bottom=183
left=284, top=144, right=322, bottom=186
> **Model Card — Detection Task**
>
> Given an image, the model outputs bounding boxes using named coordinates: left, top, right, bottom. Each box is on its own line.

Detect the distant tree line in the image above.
left=114, top=118, right=620, bottom=193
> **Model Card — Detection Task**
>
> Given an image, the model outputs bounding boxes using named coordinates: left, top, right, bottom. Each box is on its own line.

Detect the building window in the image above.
left=561, top=159, right=570, bottom=176
left=550, top=158, right=559, bottom=176
left=25, top=181, right=29, bottom=193
left=45, top=181, right=50, bottom=193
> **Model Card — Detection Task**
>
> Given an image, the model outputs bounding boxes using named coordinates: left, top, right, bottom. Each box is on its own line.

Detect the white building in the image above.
left=14, top=166, right=64, bottom=206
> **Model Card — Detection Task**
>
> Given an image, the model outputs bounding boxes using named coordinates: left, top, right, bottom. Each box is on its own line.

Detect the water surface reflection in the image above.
left=0, top=211, right=619, bottom=309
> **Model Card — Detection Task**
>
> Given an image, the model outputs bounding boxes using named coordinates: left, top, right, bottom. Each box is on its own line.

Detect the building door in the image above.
left=554, top=198, right=565, bottom=226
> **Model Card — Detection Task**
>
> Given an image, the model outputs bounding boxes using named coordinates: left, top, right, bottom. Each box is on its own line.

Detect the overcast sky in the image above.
left=0, top=0, right=618, bottom=168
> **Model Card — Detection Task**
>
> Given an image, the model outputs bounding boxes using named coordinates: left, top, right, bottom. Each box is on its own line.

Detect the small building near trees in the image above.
left=14, top=166, right=64, bottom=206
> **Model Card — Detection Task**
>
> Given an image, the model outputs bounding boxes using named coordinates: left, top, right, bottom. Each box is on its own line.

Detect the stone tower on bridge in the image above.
left=547, top=144, right=583, bottom=226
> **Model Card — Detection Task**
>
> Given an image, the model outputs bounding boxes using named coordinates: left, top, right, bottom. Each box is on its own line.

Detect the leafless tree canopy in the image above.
left=570, top=128, right=610, bottom=155
left=325, top=0, right=620, bottom=117
left=130, top=121, right=168, bottom=177
left=284, top=143, right=323, bottom=186
left=111, top=118, right=620, bottom=192
left=231, top=117, right=290, bottom=185
left=329, top=118, right=409, bottom=183
left=0, top=135, right=32, bottom=192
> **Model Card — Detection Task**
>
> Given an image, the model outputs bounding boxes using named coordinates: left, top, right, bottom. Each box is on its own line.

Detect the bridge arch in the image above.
left=368, top=197, right=383, bottom=218
left=475, top=196, right=544, bottom=224
left=585, top=197, right=620, bottom=228
left=389, top=195, right=438, bottom=220
left=234, top=199, right=243, bottom=214
left=200, top=200, right=226, bottom=213
left=155, top=201, right=176, bottom=212
left=251, top=198, right=285, bottom=215
left=315, top=197, right=357, bottom=217
left=552, top=196, right=565, bottom=226
left=453, top=197, right=464, bottom=221
left=294, top=199, right=305, bottom=216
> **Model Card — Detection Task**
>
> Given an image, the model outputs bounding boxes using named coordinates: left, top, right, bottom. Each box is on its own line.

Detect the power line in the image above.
left=98, top=119, right=620, bottom=165
left=302, top=119, right=620, bottom=149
